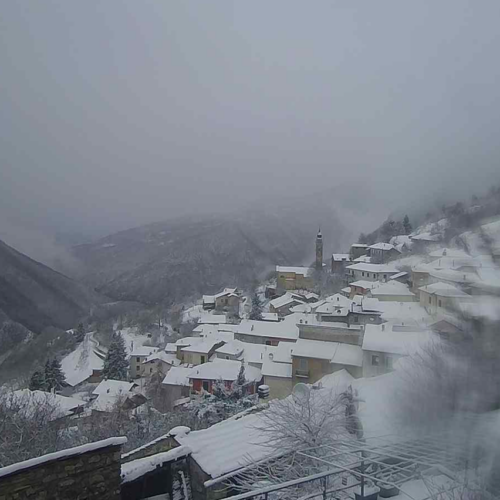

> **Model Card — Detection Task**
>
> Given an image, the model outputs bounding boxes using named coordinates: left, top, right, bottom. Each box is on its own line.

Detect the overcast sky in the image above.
left=2, top=1, right=500, bottom=243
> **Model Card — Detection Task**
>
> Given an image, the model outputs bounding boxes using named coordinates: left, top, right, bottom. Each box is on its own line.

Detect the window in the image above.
left=438, top=299, right=442, bottom=307
left=372, top=355, right=380, bottom=366
left=299, top=358, right=309, bottom=371
left=150, top=368, right=153, bottom=373
left=362, top=272, right=365, bottom=277
left=136, top=357, right=140, bottom=362
left=429, top=296, right=432, bottom=304
left=202, top=381, right=209, bottom=392
left=200, top=355, right=206, bottom=364
left=265, top=340, right=272, bottom=346
left=384, top=274, right=387, bottom=279
left=353, top=315, right=359, bottom=323
left=225, top=356, right=230, bottom=360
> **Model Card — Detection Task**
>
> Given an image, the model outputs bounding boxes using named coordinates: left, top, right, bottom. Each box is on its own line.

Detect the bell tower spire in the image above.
left=315, top=227, right=323, bottom=271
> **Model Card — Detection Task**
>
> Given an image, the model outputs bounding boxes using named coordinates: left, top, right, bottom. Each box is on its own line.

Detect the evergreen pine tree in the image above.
left=51, top=358, right=66, bottom=391
left=75, top=322, right=85, bottom=343
left=403, top=215, right=413, bottom=235
left=103, top=332, right=129, bottom=380
left=29, top=370, right=45, bottom=391
left=44, top=359, right=55, bottom=391
left=249, top=293, right=263, bottom=320
left=237, top=362, right=246, bottom=387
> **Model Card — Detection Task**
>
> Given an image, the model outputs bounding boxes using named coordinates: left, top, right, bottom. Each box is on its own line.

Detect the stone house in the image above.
left=418, top=282, right=471, bottom=315
left=188, top=359, right=262, bottom=395
left=349, top=244, right=369, bottom=261
left=346, top=263, right=399, bottom=283
left=181, top=339, right=226, bottom=365
left=369, top=281, right=416, bottom=302
left=129, top=346, right=159, bottom=379
left=261, top=356, right=293, bottom=400
left=348, top=280, right=380, bottom=299
left=203, top=288, right=241, bottom=314
left=141, top=351, right=180, bottom=377
left=362, top=323, right=431, bottom=377
left=331, top=253, right=351, bottom=274
left=276, top=266, right=314, bottom=291
left=269, top=292, right=305, bottom=317
left=161, top=365, right=192, bottom=411
left=291, top=338, right=363, bottom=385
left=368, top=243, right=401, bottom=264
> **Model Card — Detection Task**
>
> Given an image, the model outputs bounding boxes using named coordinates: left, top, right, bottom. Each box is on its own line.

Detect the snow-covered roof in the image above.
left=234, top=317, right=300, bottom=341
left=346, top=263, right=399, bottom=273
left=121, top=446, right=191, bottom=484
left=215, top=339, right=245, bottom=357
left=165, top=343, right=177, bottom=353
left=261, top=358, right=292, bottom=378
left=354, top=255, right=371, bottom=263
left=369, top=243, right=398, bottom=251
left=130, top=346, right=158, bottom=357
left=242, top=343, right=278, bottom=365
left=370, top=282, right=415, bottom=297
left=418, top=282, right=470, bottom=298
left=261, top=312, right=279, bottom=322
left=292, top=339, right=362, bottom=366
left=269, top=293, right=304, bottom=309
left=181, top=338, right=224, bottom=354
left=428, top=248, right=470, bottom=259
left=362, top=324, right=432, bottom=355
left=9, top=390, right=85, bottom=420
left=332, top=253, right=350, bottom=262
left=198, top=314, right=228, bottom=325
left=377, top=301, right=431, bottom=325
left=61, top=333, right=104, bottom=386
left=162, top=365, right=192, bottom=386
left=214, top=288, right=238, bottom=299
left=202, top=295, right=216, bottom=304
left=361, top=297, right=382, bottom=312
left=331, top=343, right=363, bottom=367
left=175, top=336, right=202, bottom=347
left=389, top=271, right=408, bottom=280
left=143, top=351, right=180, bottom=366
left=272, top=342, right=294, bottom=364
left=174, top=409, right=272, bottom=480
left=188, top=359, right=262, bottom=382
left=275, top=265, right=312, bottom=277
left=411, top=232, right=441, bottom=242
left=314, top=369, right=355, bottom=390
left=0, top=437, right=127, bottom=480
left=350, top=280, right=380, bottom=290
left=92, top=380, right=136, bottom=397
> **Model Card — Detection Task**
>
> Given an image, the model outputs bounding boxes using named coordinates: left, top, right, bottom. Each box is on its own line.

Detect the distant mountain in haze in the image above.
left=0, top=239, right=103, bottom=334
left=69, top=187, right=390, bottom=306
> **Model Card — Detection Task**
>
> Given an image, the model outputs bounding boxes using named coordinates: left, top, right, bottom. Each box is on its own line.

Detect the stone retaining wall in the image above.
left=0, top=439, right=124, bottom=500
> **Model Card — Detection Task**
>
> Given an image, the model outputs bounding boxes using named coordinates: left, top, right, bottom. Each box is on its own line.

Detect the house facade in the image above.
left=276, top=266, right=314, bottom=291
left=368, top=243, right=401, bottom=264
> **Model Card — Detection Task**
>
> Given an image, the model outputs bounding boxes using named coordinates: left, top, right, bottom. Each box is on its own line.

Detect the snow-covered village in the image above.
left=3, top=2, right=500, bottom=500
left=2, top=200, right=500, bottom=499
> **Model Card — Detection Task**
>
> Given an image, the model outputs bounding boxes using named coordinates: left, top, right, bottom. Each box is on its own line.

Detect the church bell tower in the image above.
left=315, top=228, right=323, bottom=271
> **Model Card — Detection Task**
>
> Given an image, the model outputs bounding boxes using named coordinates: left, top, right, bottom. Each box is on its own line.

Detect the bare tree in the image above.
left=231, top=387, right=353, bottom=497
left=0, top=391, right=72, bottom=467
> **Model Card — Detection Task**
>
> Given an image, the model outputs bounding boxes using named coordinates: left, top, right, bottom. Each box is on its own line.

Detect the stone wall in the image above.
left=0, top=438, right=125, bottom=500
left=121, top=435, right=177, bottom=464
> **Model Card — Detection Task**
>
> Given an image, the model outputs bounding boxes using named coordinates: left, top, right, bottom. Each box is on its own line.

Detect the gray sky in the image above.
left=2, top=1, right=500, bottom=242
